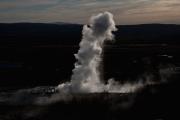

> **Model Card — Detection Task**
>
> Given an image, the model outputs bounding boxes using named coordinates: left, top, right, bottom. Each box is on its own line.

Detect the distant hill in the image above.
left=0, top=23, right=180, bottom=48
left=0, top=23, right=82, bottom=47
left=114, top=24, right=180, bottom=44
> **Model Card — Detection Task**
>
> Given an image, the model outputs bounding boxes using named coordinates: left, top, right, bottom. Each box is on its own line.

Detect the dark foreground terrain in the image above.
left=0, top=23, right=180, bottom=87
left=0, top=81, right=179, bottom=120
left=0, top=23, right=180, bottom=120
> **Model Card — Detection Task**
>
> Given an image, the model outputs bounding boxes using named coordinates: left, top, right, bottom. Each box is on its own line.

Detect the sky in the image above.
left=0, top=0, right=180, bottom=25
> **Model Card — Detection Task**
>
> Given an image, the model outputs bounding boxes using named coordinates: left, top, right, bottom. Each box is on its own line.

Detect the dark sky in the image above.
left=0, top=0, right=180, bottom=25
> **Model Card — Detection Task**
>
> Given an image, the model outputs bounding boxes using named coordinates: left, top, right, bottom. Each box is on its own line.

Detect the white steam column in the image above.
left=58, top=12, right=117, bottom=93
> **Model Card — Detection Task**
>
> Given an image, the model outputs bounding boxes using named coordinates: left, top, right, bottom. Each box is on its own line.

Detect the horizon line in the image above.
left=0, top=22, right=180, bottom=26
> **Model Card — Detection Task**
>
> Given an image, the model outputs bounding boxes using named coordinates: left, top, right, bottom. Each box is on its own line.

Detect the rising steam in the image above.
left=57, top=12, right=143, bottom=93
left=57, top=12, right=117, bottom=93
left=57, top=12, right=169, bottom=94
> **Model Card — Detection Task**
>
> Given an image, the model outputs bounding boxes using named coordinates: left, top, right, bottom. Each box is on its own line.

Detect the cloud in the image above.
left=0, top=0, right=180, bottom=24
left=0, top=0, right=58, bottom=9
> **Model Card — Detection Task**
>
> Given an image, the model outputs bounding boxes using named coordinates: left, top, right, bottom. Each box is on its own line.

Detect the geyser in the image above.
left=58, top=12, right=117, bottom=93
left=57, top=12, right=156, bottom=93
left=70, top=12, right=117, bottom=92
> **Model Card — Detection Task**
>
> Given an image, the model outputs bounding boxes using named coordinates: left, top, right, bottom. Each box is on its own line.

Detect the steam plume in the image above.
left=57, top=12, right=165, bottom=93
left=57, top=12, right=117, bottom=93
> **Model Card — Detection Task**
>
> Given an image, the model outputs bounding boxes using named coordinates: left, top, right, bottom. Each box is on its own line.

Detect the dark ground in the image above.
left=0, top=83, right=179, bottom=120
left=0, top=23, right=180, bottom=87
left=0, top=23, right=180, bottom=120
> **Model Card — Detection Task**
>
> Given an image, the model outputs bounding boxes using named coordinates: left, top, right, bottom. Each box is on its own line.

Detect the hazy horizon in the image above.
left=1, top=22, right=180, bottom=26
left=0, top=0, right=180, bottom=25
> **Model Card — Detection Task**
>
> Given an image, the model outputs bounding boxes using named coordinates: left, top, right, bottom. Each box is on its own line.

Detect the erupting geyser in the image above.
left=57, top=12, right=117, bottom=93
left=57, top=12, right=155, bottom=94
